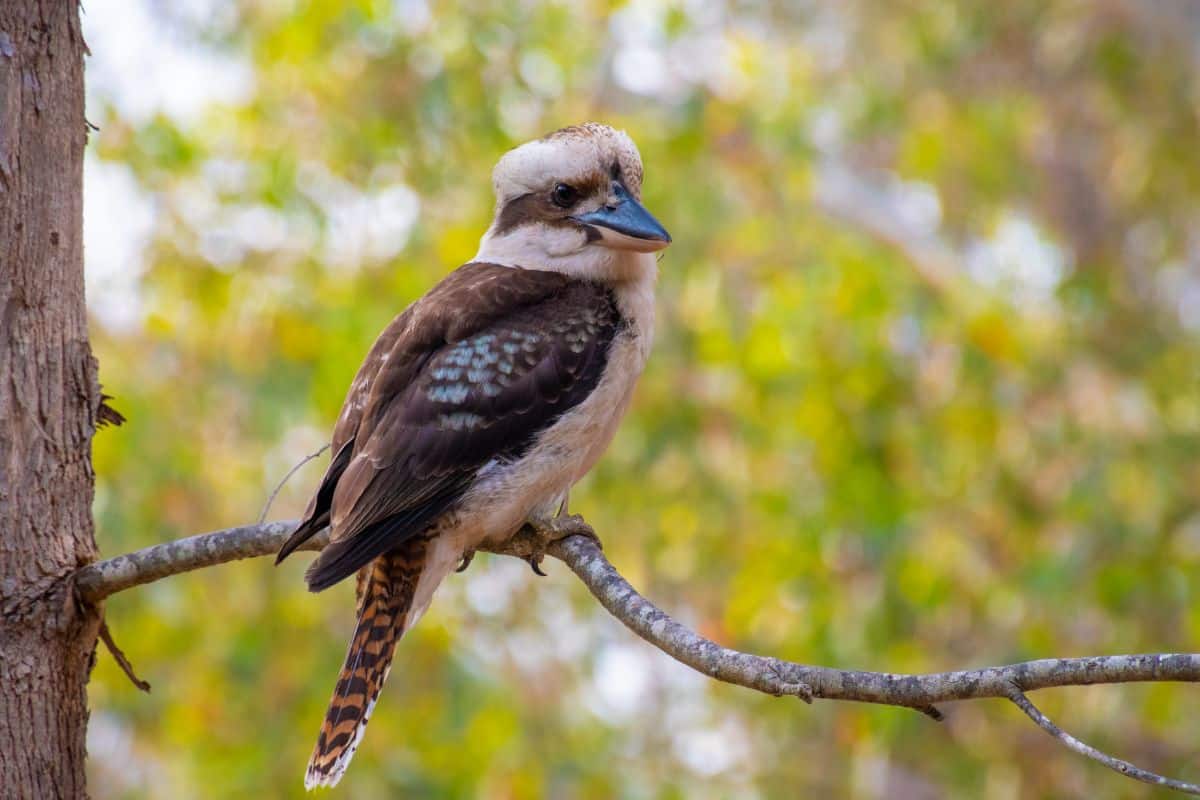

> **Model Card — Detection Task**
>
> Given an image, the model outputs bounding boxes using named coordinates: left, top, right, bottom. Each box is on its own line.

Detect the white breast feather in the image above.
left=452, top=253, right=656, bottom=548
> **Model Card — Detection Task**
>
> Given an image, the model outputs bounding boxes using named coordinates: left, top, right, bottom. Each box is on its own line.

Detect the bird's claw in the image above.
left=455, top=549, right=476, bottom=573
left=521, top=513, right=601, bottom=577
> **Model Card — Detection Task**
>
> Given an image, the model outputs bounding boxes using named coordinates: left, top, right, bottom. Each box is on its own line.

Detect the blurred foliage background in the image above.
left=82, top=0, right=1200, bottom=797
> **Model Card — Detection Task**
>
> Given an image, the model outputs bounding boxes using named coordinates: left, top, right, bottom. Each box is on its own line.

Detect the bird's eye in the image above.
left=551, top=183, right=579, bottom=209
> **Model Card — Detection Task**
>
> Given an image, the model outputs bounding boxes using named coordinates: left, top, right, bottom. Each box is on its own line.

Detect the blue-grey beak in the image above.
left=572, top=183, right=671, bottom=252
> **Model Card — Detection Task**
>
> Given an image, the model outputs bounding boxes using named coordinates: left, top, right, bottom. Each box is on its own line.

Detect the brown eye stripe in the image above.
left=493, top=193, right=545, bottom=236
left=492, top=172, right=609, bottom=236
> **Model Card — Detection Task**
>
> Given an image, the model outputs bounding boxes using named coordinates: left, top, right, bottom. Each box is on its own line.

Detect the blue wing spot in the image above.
left=428, top=384, right=471, bottom=404
left=438, top=412, right=485, bottom=431
left=431, top=367, right=463, bottom=381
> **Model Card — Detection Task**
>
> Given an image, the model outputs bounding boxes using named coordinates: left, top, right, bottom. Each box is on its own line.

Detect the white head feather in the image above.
left=491, top=123, right=645, bottom=204
left=475, top=123, right=661, bottom=285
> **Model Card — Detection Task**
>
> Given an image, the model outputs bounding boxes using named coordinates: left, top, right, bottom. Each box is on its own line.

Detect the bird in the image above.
left=275, top=122, right=671, bottom=789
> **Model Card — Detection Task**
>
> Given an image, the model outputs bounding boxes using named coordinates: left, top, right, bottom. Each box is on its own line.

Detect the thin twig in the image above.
left=98, top=619, right=150, bottom=692
left=1006, top=684, right=1200, bottom=795
left=96, top=393, right=126, bottom=428
left=916, top=705, right=945, bottom=722
left=258, top=443, right=330, bottom=524
left=74, top=518, right=1200, bottom=792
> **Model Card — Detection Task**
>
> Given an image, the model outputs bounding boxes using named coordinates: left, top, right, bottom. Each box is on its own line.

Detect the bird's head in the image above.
left=475, top=123, right=671, bottom=282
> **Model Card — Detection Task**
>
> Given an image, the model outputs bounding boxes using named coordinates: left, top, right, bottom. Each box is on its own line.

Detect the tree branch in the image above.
left=74, top=520, right=322, bottom=602
left=75, top=519, right=1200, bottom=793
left=1006, top=685, right=1200, bottom=794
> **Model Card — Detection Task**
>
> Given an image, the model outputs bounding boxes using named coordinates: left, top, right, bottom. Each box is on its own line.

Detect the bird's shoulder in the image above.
left=332, top=261, right=614, bottom=450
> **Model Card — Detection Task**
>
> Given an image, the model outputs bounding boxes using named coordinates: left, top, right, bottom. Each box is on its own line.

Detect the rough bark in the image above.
left=0, top=2, right=99, bottom=798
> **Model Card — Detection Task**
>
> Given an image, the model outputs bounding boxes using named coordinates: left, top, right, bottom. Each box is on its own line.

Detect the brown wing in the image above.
left=277, top=262, right=576, bottom=563
left=275, top=306, right=417, bottom=564
left=281, top=262, right=621, bottom=590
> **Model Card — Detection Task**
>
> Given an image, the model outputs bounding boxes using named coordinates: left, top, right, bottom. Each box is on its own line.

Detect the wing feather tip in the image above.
left=304, top=556, right=343, bottom=593
left=277, top=515, right=325, bottom=566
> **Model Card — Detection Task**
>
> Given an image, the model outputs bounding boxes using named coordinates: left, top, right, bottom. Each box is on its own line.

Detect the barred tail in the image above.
left=304, top=540, right=430, bottom=790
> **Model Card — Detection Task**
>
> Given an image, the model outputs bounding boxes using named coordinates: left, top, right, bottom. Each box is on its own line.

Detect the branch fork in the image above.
left=75, top=519, right=1200, bottom=794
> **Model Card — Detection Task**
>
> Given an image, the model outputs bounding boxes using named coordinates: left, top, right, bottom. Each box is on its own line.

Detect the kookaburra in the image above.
left=276, top=123, right=670, bottom=788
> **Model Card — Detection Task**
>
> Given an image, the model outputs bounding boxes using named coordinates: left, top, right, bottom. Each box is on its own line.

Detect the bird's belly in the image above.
left=452, top=327, right=646, bottom=549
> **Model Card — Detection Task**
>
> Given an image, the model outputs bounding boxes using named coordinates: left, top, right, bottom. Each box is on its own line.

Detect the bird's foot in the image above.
left=521, top=513, right=602, bottom=577
left=455, top=549, right=476, bottom=573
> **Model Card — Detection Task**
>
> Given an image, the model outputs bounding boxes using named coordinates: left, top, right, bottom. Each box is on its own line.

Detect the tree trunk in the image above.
left=0, top=2, right=100, bottom=797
